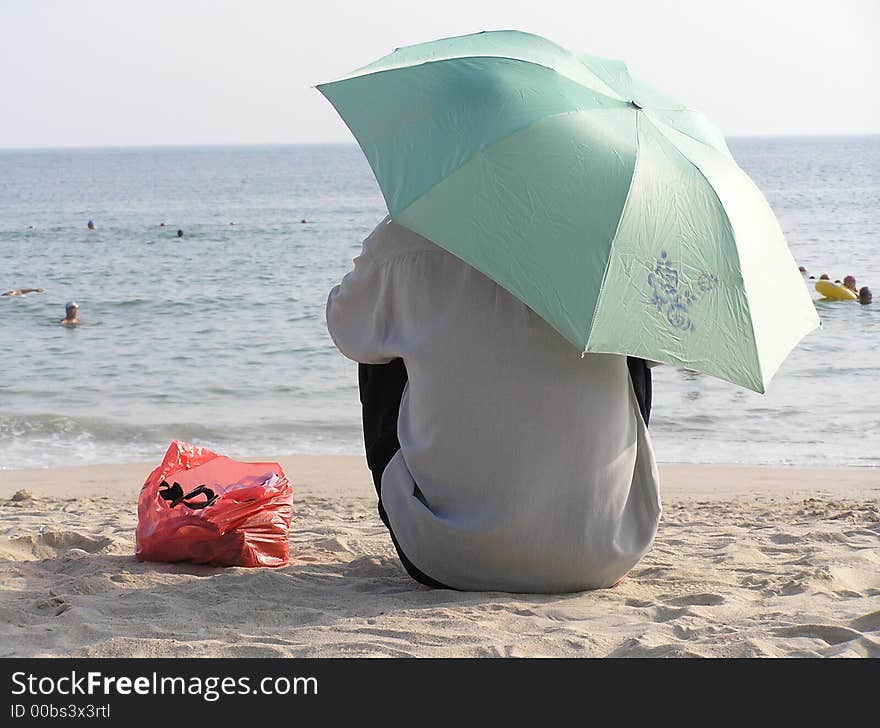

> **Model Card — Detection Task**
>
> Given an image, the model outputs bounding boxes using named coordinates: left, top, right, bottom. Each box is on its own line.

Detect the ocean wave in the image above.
left=0, top=412, right=363, bottom=470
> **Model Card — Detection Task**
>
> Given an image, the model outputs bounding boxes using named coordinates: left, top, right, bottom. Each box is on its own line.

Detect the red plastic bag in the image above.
left=136, top=440, right=293, bottom=567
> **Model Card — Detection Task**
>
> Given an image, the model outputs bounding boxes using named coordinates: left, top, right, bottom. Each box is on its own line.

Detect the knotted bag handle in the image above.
left=158, top=481, right=220, bottom=510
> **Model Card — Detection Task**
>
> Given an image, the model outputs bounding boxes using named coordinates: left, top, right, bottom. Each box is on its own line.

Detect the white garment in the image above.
left=327, top=217, right=661, bottom=592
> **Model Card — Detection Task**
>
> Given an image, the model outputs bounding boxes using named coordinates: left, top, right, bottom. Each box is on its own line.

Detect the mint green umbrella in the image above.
left=318, top=30, right=819, bottom=393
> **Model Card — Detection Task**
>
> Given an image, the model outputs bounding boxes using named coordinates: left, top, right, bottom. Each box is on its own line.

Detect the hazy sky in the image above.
left=1, top=0, right=877, bottom=148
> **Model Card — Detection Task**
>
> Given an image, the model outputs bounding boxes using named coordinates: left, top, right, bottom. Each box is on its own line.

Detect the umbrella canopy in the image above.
left=318, top=30, right=819, bottom=393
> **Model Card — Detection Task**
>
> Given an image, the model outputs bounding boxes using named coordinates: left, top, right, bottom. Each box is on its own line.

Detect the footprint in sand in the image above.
left=63, top=548, right=91, bottom=561
left=651, top=606, right=689, bottom=623
left=312, top=536, right=354, bottom=554
left=665, top=593, right=726, bottom=607
left=625, top=598, right=654, bottom=608
left=850, top=611, right=880, bottom=633
left=9, top=530, right=112, bottom=560
left=345, top=555, right=409, bottom=580
left=39, top=530, right=112, bottom=552
left=768, top=533, right=802, bottom=545
left=778, top=578, right=809, bottom=596
left=775, top=624, right=862, bottom=645
left=36, top=590, right=72, bottom=617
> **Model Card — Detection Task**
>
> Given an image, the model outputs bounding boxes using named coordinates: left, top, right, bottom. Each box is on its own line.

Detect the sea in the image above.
left=1, top=137, right=878, bottom=470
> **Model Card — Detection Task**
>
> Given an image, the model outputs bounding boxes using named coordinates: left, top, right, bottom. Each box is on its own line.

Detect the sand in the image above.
left=1, top=457, right=878, bottom=658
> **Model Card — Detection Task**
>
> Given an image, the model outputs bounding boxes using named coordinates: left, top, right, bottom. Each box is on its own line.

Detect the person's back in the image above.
left=327, top=218, right=660, bottom=592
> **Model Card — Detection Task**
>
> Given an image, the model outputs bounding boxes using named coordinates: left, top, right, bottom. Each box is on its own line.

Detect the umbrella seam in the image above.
left=318, top=54, right=626, bottom=103
left=314, top=90, right=397, bottom=215
left=392, top=108, right=610, bottom=221
left=318, top=55, right=691, bottom=116
left=644, top=110, right=731, bottom=156
left=582, top=112, right=642, bottom=357
left=641, top=113, right=766, bottom=393
left=321, top=66, right=630, bottom=220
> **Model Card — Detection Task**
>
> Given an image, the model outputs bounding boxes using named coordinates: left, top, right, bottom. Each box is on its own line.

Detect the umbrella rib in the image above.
left=582, top=113, right=643, bottom=357
left=640, top=113, right=766, bottom=392
left=393, top=108, right=606, bottom=221
left=319, top=54, right=625, bottom=105
left=645, top=109, right=731, bottom=156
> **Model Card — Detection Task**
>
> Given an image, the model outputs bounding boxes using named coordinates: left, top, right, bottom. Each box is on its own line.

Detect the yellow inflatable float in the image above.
left=815, top=280, right=858, bottom=301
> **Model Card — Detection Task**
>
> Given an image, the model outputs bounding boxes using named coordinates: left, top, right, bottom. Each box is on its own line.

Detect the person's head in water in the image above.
left=87, top=220, right=96, bottom=230
left=798, top=265, right=807, bottom=274
left=843, top=275, right=857, bottom=292
left=60, top=301, right=79, bottom=326
left=177, top=229, right=184, bottom=238
left=859, top=287, right=873, bottom=305
left=819, top=274, right=830, bottom=280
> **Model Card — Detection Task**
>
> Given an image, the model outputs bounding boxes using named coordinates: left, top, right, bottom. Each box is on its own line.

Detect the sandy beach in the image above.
left=0, top=457, right=877, bottom=658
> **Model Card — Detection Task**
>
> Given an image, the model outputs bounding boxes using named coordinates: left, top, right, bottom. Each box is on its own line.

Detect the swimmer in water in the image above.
left=859, top=287, right=873, bottom=305
left=843, top=275, right=858, bottom=294
left=59, top=301, right=80, bottom=326
left=87, top=220, right=96, bottom=230
left=819, top=273, right=830, bottom=280
left=2, top=287, right=44, bottom=296
left=159, top=222, right=167, bottom=227
left=798, top=266, right=807, bottom=274
left=300, top=218, right=308, bottom=224
left=177, top=229, right=184, bottom=238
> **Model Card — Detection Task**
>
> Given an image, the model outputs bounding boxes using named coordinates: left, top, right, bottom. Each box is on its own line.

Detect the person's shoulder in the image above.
left=361, top=216, right=444, bottom=266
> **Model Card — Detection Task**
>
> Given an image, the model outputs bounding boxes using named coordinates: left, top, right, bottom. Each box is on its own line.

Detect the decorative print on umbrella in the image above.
left=648, top=251, right=718, bottom=332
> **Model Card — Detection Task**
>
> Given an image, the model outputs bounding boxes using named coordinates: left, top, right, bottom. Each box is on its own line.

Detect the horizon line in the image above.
left=2, top=132, right=879, bottom=153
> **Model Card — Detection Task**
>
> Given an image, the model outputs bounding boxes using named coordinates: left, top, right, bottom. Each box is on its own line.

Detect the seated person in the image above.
left=326, top=218, right=660, bottom=593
